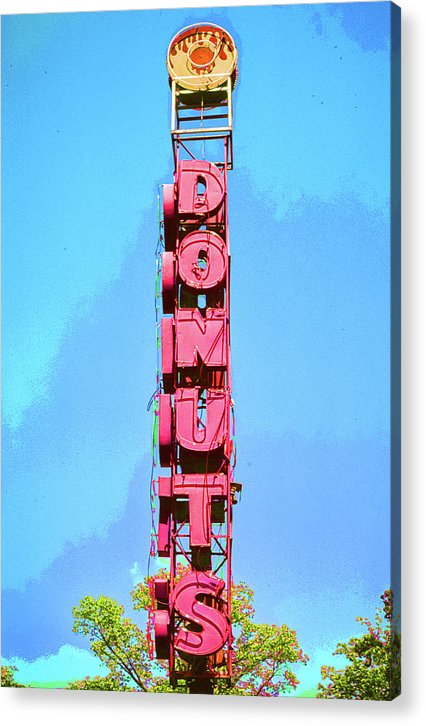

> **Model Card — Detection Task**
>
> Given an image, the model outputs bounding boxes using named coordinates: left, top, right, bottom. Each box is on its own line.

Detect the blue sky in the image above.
left=2, top=3, right=394, bottom=694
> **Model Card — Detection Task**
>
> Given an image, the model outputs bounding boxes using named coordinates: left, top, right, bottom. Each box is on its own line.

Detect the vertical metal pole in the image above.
left=223, top=134, right=233, bottom=679
left=171, top=80, right=177, bottom=133
left=227, top=75, right=233, bottom=130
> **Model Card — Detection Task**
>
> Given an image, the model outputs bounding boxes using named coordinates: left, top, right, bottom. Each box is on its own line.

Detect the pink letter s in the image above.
left=172, top=571, right=230, bottom=656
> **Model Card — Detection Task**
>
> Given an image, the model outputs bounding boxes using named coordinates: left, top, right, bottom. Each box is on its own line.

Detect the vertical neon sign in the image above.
left=149, top=23, right=240, bottom=693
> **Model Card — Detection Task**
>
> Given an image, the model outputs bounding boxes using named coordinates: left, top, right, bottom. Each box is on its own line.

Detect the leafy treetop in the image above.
left=1, top=665, right=25, bottom=688
left=70, top=565, right=308, bottom=696
left=317, top=589, right=400, bottom=701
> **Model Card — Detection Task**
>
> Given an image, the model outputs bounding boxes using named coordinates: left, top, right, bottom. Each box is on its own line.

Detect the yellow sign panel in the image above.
left=167, top=23, right=238, bottom=91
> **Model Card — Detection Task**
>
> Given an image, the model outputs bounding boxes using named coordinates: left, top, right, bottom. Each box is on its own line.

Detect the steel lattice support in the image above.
left=148, top=23, right=241, bottom=692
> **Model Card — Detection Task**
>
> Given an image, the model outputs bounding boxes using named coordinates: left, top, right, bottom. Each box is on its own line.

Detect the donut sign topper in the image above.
left=166, top=22, right=238, bottom=91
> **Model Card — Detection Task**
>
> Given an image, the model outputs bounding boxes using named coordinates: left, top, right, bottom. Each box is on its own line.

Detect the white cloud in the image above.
left=130, top=561, right=143, bottom=586
left=4, top=644, right=107, bottom=686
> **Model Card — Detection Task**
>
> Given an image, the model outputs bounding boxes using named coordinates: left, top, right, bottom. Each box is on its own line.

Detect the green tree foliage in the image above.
left=317, top=589, right=401, bottom=700
left=1, top=665, right=25, bottom=688
left=68, top=674, right=136, bottom=691
left=69, top=567, right=308, bottom=696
